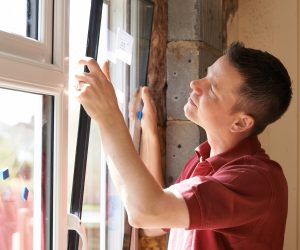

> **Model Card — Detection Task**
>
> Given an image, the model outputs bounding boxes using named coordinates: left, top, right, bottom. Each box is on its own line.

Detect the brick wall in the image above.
left=166, top=0, right=223, bottom=186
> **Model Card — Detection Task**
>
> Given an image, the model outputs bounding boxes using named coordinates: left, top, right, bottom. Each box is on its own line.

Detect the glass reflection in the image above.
left=0, top=88, right=53, bottom=250
left=137, top=0, right=154, bottom=86
left=0, top=0, right=39, bottom=40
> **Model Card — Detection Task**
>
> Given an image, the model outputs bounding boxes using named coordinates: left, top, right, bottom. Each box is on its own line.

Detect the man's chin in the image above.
left=183, top=111, right=203, bottom=127
left=184, top=111, right=195, bottom=123
left=183, top=107, right=190, bottom=120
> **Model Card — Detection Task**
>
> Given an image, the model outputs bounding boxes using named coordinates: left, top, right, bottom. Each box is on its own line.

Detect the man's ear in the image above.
left=230, top=114, right=254, bottom=133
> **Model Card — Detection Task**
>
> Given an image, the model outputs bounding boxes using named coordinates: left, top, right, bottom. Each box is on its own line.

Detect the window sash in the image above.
left=0, top=0, right=69, bottom=248
left=67, top=0, right=104, bottom=249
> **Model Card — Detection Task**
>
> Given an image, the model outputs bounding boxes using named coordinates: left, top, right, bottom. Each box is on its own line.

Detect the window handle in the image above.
left=67, top=213, right=88, bottom=250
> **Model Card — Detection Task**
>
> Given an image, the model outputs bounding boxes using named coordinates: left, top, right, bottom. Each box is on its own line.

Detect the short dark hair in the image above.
left=226, top=42, right=292, bottom=135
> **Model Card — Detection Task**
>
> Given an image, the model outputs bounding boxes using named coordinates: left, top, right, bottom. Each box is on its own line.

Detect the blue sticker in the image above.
left=21, top=187, right=29, bottom=201
left=137, top=111, right=143, bottom=121
left=0, top=168, right=9, bottom=180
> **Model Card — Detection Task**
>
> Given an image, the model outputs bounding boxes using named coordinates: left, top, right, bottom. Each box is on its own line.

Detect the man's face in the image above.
left=184, top=55, right=244, bottom=135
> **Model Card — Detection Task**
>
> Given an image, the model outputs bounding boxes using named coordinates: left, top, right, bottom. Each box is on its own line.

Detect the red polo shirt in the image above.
left=167, top=136, right=288, bottom=250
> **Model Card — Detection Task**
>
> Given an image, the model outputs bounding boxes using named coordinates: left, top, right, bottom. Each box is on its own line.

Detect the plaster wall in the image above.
left=227, top=1, right=299, bottom=249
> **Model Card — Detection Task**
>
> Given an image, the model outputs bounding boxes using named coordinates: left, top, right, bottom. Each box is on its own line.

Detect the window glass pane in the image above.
left=0, top=0, right=39, bottom=40
left=0, top=88, right=53, bottom=250
left=137, top=0, right=154, bottom=86
left=68, top=0, right=102, bottom=248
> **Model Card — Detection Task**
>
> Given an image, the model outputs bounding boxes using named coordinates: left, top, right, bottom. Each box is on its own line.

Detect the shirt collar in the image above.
left=195, top=136, right=263, bottom=171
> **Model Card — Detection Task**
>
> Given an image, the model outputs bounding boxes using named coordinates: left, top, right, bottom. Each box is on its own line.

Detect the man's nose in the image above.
left=190, top=79, right=203, bottom=94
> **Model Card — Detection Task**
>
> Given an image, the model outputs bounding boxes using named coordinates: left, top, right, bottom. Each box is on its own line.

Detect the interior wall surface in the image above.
left=227, top=0, right=299, bottom=249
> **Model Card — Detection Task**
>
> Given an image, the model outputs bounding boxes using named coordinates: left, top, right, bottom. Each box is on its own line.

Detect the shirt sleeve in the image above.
left=169, top=164, right=273, bottom=230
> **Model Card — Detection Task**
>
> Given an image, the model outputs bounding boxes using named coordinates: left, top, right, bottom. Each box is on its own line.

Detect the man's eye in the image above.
left=209, top=86, right=216, bottom=97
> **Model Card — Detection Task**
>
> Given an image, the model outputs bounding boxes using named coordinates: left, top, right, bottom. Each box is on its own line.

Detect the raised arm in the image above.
left=74, top=58, right=189, bottom=230
left=131, top=87, right=164, bottom=187
left=131, top=87, right=166, bottom=236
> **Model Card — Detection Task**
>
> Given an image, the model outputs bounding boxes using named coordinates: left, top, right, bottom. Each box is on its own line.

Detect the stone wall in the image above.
left=166, top=0, right=223, bottom=186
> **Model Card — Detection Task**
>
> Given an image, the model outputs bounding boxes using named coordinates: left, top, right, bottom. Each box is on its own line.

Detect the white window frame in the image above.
left=0, top=0, right=69, bottom=249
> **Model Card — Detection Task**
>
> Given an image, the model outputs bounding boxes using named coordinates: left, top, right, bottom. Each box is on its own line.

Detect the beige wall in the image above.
left=227, top=0, right=299, bottom=249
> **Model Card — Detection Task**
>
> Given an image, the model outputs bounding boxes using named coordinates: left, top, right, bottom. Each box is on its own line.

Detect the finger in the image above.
left=129, top=110, right=136, bottom=121
left=135, top=87, right=142, bottom=108
left=73, top=81, right=90, bottom=91
left=78, top=57, right=106, bottom=79
left=74, top=71, right=89, bottom=78
left=129, top=100, right=138, bottom=121
left=74, top=72, right=96, bottom=85
left=142, top=87, right=157, bottom=117
left=129, top=87, right=142, bottom=113
left=101, top=61, right=111, bottom=81
left=74, top=83, right=90, bottom=99
left=133, top=87, right=141, bottom=98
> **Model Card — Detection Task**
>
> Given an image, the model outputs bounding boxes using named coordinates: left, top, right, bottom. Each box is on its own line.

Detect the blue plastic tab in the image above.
left=137, top=111, right=143, bottom=121
left=21, top=187, right=29, bottom=201
left=0, top=168, right=9, bottom=180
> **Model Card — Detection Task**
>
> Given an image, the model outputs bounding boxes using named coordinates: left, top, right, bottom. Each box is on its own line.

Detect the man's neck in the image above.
left=207, top=133, right=249, bottom=158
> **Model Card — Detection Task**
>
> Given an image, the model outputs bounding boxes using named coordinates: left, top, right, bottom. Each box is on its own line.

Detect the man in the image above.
left=75, top=42, right=292, bottom=249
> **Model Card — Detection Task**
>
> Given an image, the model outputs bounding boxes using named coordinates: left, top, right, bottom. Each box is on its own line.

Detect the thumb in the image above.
left=141, top=86, right=151, bottom=105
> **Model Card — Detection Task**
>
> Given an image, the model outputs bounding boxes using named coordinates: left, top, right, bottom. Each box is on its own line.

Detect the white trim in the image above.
left=51, top=0, right=70, bottom=248
left=0, top=57, right=66, bottom=91
left=53, top=89, right=68, bottom=250
left=53, top=0, right=69, bottom=70
left=297, top=0, right=300, bottom=249
left=33, top=94, right=43, bottom=250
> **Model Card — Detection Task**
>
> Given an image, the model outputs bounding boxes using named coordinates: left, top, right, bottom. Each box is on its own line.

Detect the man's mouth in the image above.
left=188, top=97, right=197, bottom=107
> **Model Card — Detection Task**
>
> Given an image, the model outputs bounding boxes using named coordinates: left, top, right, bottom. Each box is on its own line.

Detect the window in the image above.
left=0, top=0, right=153, bottom=248
left=68, top=0, right=154, bottom=249
left=0, top=88, right=53, bottom=250
left=0, top=0, right=69, bottom=249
